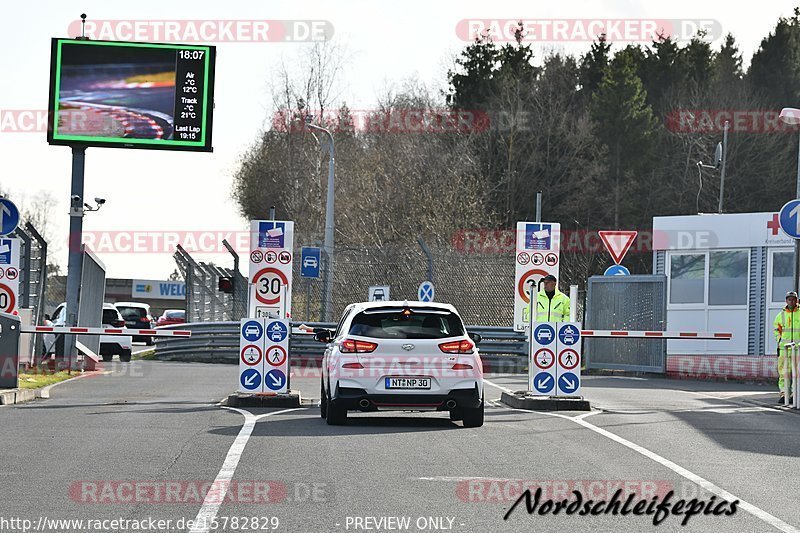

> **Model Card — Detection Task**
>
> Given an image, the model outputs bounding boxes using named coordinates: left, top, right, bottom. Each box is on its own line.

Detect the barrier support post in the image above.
left=784, top=343, right=791, bottom=407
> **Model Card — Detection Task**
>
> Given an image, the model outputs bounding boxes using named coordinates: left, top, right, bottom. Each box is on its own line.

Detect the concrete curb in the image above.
left=500, top=391, right=591, bottom=411
left=224, top=392, right=302, bottom=408
left=0, top=388, right=37, bottom=406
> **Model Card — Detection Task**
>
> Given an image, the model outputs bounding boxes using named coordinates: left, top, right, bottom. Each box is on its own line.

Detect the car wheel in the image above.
left=325, top=399, right=347, bottom=425
left=119, top=349, right=132, bottom=363
left=449, top=409, right=463, bottom=421
left=461, top=400, right=484, bottom=428
left=145, top=337, right=154, bottom=346
left=320, top=381, right=328, bottom=419
left=101, top=354, right=113, bottom=362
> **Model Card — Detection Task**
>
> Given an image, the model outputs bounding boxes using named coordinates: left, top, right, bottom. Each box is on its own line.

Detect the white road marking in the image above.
left=188, top=407, right=305, bottom=533
left=490, top=400, right=797, bottom=532
left=483, top=378, right=515, bottom=394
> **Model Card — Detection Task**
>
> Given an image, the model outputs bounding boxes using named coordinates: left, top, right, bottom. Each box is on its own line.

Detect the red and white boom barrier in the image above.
left=580, top=330, right=732, bottom=340
left=22, top=326, right=191, bottom=337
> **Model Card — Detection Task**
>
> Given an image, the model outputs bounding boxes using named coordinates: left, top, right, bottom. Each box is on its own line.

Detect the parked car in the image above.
left=318, top=301, right=484, bottom=427
left=156, top=309, right=186, bottom=327
left=115, top=302, right=155, bottom=344
left=45, top=302, right=132, bottom=362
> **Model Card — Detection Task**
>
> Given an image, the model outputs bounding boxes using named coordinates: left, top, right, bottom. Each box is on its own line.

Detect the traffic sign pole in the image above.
left=64, top=146, right=87, bottom=371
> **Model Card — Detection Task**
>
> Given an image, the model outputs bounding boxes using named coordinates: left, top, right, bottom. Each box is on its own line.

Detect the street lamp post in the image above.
left=779, top=107, right=800, bottom=292
left=306, top=118, right=335, bottom=321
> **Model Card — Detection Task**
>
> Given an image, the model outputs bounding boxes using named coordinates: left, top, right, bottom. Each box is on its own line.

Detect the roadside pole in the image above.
left=569, top=285, right=578, bottom=322
left=63, top=146, right=86, bottom=371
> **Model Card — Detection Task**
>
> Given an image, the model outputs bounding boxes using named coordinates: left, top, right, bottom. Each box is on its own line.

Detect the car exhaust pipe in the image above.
left=445, top=399, right=457, bottom=409
left=359, top=399, right=371, bottom=408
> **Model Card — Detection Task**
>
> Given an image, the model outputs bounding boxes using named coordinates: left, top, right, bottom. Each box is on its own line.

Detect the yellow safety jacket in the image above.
left=774, top=306, right=800, bottom=391
left=536, top=290, right=570, bottom=323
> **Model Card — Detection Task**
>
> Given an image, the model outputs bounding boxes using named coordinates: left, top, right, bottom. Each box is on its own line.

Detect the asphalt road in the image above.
left=1, top=361, right=798, bottom=533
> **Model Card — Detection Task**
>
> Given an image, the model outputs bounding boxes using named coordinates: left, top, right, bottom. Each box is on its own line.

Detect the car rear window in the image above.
left=348, top=310, right=465, bottom=339
left=166, top=311, right=184, bottom=318
left=102, top=309, right=120, bottom=324
left=119, top=307, right=147, bottom=319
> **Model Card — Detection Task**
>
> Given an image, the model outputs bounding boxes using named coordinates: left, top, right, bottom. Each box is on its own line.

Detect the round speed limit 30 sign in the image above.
left=0, top=283, right=16, bottom=314
left=252, top=267, right=289, bottom=305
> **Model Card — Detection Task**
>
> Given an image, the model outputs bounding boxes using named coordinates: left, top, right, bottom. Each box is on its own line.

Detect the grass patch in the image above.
left=17, top=370, right=75, bottom=389
left=134, top=349, right=157, bottom=360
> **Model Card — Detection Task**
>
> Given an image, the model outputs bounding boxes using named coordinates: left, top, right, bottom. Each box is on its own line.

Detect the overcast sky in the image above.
left=1, top=0, right=796, bottom=280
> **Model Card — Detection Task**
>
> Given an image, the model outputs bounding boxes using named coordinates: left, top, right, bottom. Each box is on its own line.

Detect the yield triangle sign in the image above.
left=598, top=231, right=638, bottom=264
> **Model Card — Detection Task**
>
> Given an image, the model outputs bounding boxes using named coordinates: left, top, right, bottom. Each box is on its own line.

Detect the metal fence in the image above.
left=174, top=244, right=247, bottom=322
left=154, top=322, right=529, bottom=372
left=10, top=222, right=48, bottom=360
left=584, top=274, right=667, bottom=372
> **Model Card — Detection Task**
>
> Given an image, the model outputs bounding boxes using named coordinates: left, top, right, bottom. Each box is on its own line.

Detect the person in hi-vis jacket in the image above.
left=774, top=290, right=800, bottom=403
left=536, top=274, right=570, bottom=323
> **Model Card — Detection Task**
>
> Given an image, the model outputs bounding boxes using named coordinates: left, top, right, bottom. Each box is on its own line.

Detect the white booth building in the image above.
left=653, top=212, right=794, bottom=357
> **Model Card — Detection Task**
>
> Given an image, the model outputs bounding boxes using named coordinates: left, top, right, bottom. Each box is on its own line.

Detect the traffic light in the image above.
left=218, top=277, right=233, bottom=294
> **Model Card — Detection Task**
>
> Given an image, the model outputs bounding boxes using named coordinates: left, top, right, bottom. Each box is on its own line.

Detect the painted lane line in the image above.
left=188, top=407, right=305, bottom=533
left=483, top=378, right=515, bottom=394
left=566, top=415, right=799, bottom=533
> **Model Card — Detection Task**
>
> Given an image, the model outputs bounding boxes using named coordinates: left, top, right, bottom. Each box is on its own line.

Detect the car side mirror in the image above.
left=469, top=332, right=482, bottom=344
left=314, top=329, right=332, bottom=343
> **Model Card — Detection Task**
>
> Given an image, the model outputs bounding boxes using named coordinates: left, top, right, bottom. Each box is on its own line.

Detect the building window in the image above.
left=772, top=251, right=794, bottom=303
left=709, top=250, right=748, bottom=305
left=670, top=254, right=706, bottom=304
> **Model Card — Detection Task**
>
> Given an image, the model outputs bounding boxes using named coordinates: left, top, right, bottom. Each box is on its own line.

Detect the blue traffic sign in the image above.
left=242, top=320, right=263, bottom=342
left=0, top=239, right=11, bottom=265
left=240, top=368, right=262, bottom=391
left=301, top=247, right=321, bottom=278
left=533, top=324, right=555, bottom=346
left=558, top=372, right=580, bottom=394
left=604, top=264, right=630, bottom=276
left=266, top=320, right=288, bottom=342
left=558, top=324, right=580, bottom=346
left=0, top=199, right=19, bottom=236
left=418, top=281, right=435, bottom=302
left=532, top=372, right=555, bottom=394
left=779, top=200, right=800, bottom=239
left=264, top=369, right=286, bottom=391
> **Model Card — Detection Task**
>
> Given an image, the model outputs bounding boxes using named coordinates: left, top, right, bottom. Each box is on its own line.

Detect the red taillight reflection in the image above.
left=340, top=339, right=378, bottom=353
left=438, top=340, right=474, bottom=354
left=342, top=362, right=364, bottom=369
left=452, top=363, right=473, bottom=370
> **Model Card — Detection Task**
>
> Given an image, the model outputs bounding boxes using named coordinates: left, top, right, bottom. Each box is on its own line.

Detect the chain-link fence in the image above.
left=10, top=222, right=49, bottom=362
left=174, top=244, right=247, bottom=322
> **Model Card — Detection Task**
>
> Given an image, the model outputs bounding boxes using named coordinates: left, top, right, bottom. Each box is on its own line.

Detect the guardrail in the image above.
left=153, top=322, right=528, bottom=371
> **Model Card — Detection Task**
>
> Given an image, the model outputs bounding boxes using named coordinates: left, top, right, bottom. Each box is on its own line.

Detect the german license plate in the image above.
left=385, top=377, right=431, bottom=389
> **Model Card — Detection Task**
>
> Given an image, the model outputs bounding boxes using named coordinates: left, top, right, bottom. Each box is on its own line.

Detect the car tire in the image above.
left=320, top=381, right=328, bottom=419
left=326, top=399, right=347, bottom=425
left=461, top=400, right=484, bottom=428
left=119, top=349, right=132, bottom=363
left=101, top=354, right=113, bottom=362
left=145, top=337, right=154, bottom=346
left=449, top=409, right=463, bottom=421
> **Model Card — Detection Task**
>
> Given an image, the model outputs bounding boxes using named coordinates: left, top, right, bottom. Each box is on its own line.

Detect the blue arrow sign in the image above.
left=0, top=199, right=20, bottom=236
left=242, top=320, right=263, bottom=342
left=301, top=247, right=321, bottom=278
left=558, top=324, right=580, bottom=346
left=779, top=200, right=800, bottom=239
left=532, top=372, right=555, bottom=394
left=240, top=368, right=262, bottom=391
left=533, top=324, right=555, bottom=346
left=418, top=281, right=435, bottom=302
left=266, top=321, right=288, bottom=342
left=265, top=369, right=286, bottom=391
left=558, top=372, right=580, bottom=394
left=604, top=264, right=630, bottom=276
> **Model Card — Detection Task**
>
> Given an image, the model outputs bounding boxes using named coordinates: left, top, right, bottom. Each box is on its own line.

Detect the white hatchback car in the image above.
left=318, top=301, right=484, bottom=427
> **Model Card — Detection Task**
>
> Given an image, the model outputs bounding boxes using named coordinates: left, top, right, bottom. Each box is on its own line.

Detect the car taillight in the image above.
left=439, top=340, right=474, bottom=354
left=342, top=362, right=364, bottom=369
left=452, top=363, right=473, bottom=370
left=340, top=339, right=378, bottom=353
left=113, top=320, right=125, bottom=328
